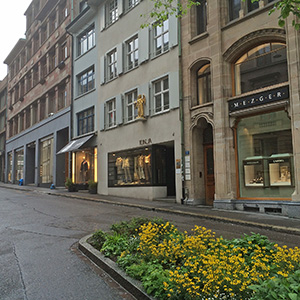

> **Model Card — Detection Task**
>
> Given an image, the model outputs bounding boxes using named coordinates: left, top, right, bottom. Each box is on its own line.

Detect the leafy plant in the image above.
left=249, top=270, right=300, bottom=300
left=101, top=233, right=128, bottom=258
left=89, top=229, right=107, bottom=251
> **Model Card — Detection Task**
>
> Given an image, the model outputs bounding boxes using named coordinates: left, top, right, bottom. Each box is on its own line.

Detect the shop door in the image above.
left=204, top=144, right=215, bottom=206
left=166, top=147, right=176, bottom=196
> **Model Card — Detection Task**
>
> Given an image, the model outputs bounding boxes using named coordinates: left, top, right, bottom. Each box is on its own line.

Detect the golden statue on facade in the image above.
left=135, top=94, right=146, bottom=120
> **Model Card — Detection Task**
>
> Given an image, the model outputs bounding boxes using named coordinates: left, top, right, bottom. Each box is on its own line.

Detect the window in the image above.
left=153, top=76, right=169, bottom=113
left=125, top=89, right=137, bottom=122
left=247, top=0, right=259, bottom=12
left=229, top=0, right=241, bottom=21
left=237, top=111, right=293, bottom=198
left=234, top=43, right=288, bottom=95
left=40, top=138, right=54, bottom=184
left=58, top=84, right=67, bottom=111
left=48, top=91, right=55, bottom=115
left=49, top=12, right=57, bottom=34
left=77, top=107, right=94, bottom=136
left=126, top=36, right=138, bottom=71
left=125, top=0, right=140, bottom=11
left=153, top=19, right=169, bottom=56
left=107, top=99, right=116, bottom=128
left=107, top=49, right=117, bottom=80
left=80, top=1, right=88, bottom=12
left=49, top=47, right=57, bottom=71
left=196, top=0, right=207, bottom=35
left=78, top=25, right=95, bottom=56
left=107, top=0, right=118, bottom=26
left=40, top=97, right=46, bottom=121
left=197, top=63, right=211, bottom=105
left=78, top=67, right=95, bottom=96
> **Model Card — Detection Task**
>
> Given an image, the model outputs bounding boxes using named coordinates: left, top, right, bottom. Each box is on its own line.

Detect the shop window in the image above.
left=153, top=76, right=169, bottom=114
left=228, top=0, right=241, bottom=21
left=74, top=149, right=95, bottom=184
left=234, top=42, right=288, bottom=95
left=7, top=152, right=13, bottom=183
left=78, top=25, right=95, bottom=56
left=108, top=145, right=167, bottom=187
left=40, top=138, right=53, bottom=184
left=15, top=149, right=24, bottom=182
left=77, top=67, right=95, bottom=96
left=197, top=63, right=211, bottom=105
left=125, top=35, right=138, bottom=71
left=77, top=107, right=94, bottom=136
left=237, top=110, right=294, bottom=198
left=153, top=19, right=169, bottom=56
left=196, top=0, right=207, bottom=35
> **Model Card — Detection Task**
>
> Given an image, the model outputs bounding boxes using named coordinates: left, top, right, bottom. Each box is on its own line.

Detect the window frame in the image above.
left=77, top=107, right=95, bottom=136
left=106, top=0, right=118, bottom=26
left=125, top=89, right=138, bottom=122
left=106, top=98, right=117, bottom=128
left=77, top=24, right=96, bottom=57
left=153, top=19, right=169, bottom=57
left=197, top=63, right=211, bottom=105
left=77, top=66, right=95, bottom=96
left=196, top=0, right=207, bottom=35
left=106, top=48, right=118, bottom=80
left=153, top=76, right=170, bottom=114
left=125, top=35, right=139, bottom=71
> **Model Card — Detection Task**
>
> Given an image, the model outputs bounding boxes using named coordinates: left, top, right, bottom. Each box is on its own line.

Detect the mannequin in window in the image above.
left=138, top=155, right=145, bottom=180
left=115, top=157, right=123, bottom=184
left=144, top=154, right=151, bottom=181
left=80, top=157, right=89, bottom=182
left=122, top=157, right=132, bottom=182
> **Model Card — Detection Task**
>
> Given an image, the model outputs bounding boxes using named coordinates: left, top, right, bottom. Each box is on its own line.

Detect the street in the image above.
left=0, top=187, right=299, bottom=300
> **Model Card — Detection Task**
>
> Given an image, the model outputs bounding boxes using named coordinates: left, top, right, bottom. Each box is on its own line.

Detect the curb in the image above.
left=78, top=235, right=154, bottom=300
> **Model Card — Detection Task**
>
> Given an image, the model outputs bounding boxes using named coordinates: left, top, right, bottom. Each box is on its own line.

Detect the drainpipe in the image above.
left=178, top=3, right=186, bottom=203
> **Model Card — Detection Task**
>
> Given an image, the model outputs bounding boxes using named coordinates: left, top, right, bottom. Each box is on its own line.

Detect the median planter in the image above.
left=65, top=178, right=78, bottom=192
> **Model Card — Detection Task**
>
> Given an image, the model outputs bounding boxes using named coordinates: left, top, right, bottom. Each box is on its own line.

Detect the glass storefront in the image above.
left=15, top=149, right=24, bottom=182
left=73, top=148, right=96, bottom=184
left=7, top=152, right=12, bottom=183
left=237, top=110, right=294, bottom=198
left=40, top=137, right=53, bottom=184
left=108, top=145, right=167, bottom=187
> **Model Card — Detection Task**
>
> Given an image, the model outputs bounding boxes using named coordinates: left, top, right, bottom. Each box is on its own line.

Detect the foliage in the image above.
left=142, top=0, right=300, bottom=30
left=65, top=177, right=73, bottom=188
left=249, top=270, right=300, bottom=300
left=89, top=229, right=107, bottom=251
left=88, top=180, right=97, bottom=190
left=89, top=218, right=300, bottom=300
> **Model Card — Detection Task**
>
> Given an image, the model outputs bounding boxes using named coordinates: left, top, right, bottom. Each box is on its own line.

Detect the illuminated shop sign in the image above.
left=228, top=86, right=289, bottom=113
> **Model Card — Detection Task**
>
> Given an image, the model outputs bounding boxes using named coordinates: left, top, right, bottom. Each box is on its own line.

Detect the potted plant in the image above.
left=65, top=178, right=78, bottom=192
left=88, top=180, right=98, bottom=194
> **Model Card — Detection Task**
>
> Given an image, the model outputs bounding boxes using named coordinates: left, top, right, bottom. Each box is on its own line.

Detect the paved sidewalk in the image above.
left=1, top=182, right=300, bottom=236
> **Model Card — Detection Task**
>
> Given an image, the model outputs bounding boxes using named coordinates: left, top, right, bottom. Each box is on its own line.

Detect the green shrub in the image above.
left=249, top=270, right=300, bottom=300
left=89, top=229, right=106, bottom=251
left=101, top=233, right=128, bottom=258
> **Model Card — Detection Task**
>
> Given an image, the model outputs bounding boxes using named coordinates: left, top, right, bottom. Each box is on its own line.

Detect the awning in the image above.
left=57, top=134, right=94, bottom=154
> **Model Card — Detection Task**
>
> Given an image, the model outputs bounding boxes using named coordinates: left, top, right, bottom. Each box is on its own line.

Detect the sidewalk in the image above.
left=1, top=182, right=300, bottom=236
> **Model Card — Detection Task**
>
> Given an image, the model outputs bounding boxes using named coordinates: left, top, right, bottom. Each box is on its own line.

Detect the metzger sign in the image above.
left=228, top=86, right=289, bottom=113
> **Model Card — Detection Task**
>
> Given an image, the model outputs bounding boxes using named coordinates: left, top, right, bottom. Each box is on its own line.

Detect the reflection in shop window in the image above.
left=40, top=138, right=53, bottom=184
left=237, top=111, right=294, bottom=198
left=15, top=150, right=24, bottom=182
left=108, top=145, right=167, bottom=187
left=234, top=43, right=288, bottom=95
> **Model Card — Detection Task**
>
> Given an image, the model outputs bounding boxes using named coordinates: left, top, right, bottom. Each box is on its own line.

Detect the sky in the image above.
left=0, top=0, right=32, bottom=80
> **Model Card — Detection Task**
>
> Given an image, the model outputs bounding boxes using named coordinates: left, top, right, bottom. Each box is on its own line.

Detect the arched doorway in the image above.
left=192, top=118, right=215, bottom=206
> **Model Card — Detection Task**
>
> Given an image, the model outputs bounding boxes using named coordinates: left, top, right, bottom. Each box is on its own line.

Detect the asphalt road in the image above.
left=0, top=188, right=298, bottom=300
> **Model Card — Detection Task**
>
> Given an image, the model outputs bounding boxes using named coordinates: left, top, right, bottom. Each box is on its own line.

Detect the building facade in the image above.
left=0, top=77, right=7, bottom=182
left=88, top=0, right=182, bottom=201
left=60, top=2, right=99, bottom=187
left=181, top=0, right=300, bottom=217
left=4, top=0, right=80, bottom=187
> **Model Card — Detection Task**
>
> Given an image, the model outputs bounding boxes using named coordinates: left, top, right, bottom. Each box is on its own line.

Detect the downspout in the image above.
left=178, top=1, right=185, bottom=203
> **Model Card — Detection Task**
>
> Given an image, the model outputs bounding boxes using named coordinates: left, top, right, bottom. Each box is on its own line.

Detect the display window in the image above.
left=40, top=137, right=53, bottom=184
left=15, top=149, right=24, bottom=182
left=73, top=148, right=96, bottom=184
left=7, top=152, right=12, bottom=183
left=237, top=110, right=294, bottom=198
left=108, top=145, right=167, bottom=187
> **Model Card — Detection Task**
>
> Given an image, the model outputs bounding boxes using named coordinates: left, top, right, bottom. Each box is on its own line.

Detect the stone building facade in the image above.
left=180, top=0, right=300, bottom=217
left=4, top=0, right=81, bottom=187
left=0, top=77, right=7, bottom=182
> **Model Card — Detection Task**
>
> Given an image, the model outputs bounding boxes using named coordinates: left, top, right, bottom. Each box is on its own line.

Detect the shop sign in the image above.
left=139, top=138, right=152, bottom=146
left=228, top=86, right=289, bottom=113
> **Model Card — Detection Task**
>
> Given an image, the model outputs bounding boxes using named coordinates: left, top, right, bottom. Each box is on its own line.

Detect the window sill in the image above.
left=151, top=48, right=170, bottom=61
left=75, top=45, right=96, bottom=61
left=189, top=32, right=209, bottom=45
left=190, top=101, right=213, bottom=111
left=75, top=88, right=96, bottom=100
left=151, top=109, right=170, bottom=117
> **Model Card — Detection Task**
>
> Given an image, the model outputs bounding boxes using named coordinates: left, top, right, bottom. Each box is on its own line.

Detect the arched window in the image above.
left=234, top=42, right=288, bottom=95
left=197, top=63, right=211, bottom=105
